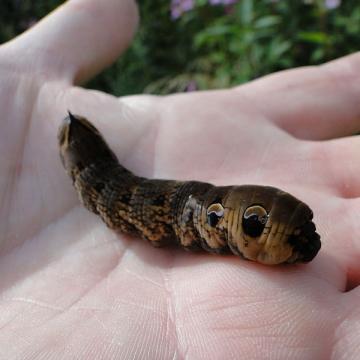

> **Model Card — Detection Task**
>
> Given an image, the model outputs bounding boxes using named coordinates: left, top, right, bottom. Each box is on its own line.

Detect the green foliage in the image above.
left=151, top=0, right=360, bottom=93
left=1, top=1, right=360, bottom=95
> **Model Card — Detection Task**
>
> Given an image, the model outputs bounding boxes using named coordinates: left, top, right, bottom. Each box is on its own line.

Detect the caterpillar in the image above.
left=58, top=112, right=321, bottom=265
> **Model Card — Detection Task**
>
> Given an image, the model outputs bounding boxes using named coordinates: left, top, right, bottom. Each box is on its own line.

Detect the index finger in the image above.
left=237, top=52, right=360, bottom=141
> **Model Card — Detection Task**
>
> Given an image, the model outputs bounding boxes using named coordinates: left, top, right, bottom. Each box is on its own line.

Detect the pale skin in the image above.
left=0, top=0, right=359, bottom=358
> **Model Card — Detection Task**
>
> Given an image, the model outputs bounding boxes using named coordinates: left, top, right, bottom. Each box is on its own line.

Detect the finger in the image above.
left=308, top=136, right=360, bottom=199
left=237, top=52, right=360, bottom=140
left=3, top=0, right=138, bottom=84
left=311, top=135, right=360, bottom=288
left=321, top=196, right=360, bottom=292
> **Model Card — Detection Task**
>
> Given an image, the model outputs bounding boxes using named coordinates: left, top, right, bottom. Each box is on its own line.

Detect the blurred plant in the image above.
left=0, top=0, right=62, bottom=43
left=171, top=0, right=194, bottom=19
left=208, top=0, right=239, bottom=5
left=144, top=0, right=356, bottom=94
left=324, top=0, right=341, bottom=9
left=1, top=0, right=358, bottom=95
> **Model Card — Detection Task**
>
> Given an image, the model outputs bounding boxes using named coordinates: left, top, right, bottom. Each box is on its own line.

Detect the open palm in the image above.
left=0, top=1, right=359, bottom=359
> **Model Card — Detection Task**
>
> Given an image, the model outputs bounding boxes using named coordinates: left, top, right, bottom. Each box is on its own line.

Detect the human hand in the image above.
left=0, top=1, right=359, bottom=358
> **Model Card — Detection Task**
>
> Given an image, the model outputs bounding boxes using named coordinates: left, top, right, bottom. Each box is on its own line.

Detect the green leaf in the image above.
left=297, top=31, right=329, bottom=44
left=270, top=40, right=292, bottom=58
left=195, top=0, right=208, bottom=6
left=254, top=15, right=281, bottom=29
left=239, top=0, right=254, bottom=25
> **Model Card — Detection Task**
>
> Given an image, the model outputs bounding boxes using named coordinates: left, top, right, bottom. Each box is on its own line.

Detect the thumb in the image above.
left=3, top=0, right=139, bottom=84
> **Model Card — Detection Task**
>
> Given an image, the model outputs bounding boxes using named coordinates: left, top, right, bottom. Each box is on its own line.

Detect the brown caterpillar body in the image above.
left=58, top=113, right=321, bottom=265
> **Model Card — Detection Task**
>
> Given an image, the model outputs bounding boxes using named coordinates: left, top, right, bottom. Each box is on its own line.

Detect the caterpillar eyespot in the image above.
left=58, top=113, right=321, bottom=265
left=242, top=205, right=269, bottom=238
left=207, top=203, right=224, bottom=227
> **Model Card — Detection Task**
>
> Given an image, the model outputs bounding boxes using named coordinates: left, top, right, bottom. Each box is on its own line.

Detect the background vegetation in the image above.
left=1, top=0, right=359, bottom=95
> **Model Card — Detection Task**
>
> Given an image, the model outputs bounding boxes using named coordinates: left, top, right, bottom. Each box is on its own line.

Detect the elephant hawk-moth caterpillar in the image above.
left=58, top=113, right=321, bottom=265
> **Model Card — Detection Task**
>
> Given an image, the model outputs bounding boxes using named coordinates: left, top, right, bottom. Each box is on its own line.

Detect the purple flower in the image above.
left=186, top=80, right=197, bottom=92
left=182, top=0, right=194, bottom=11
left=171, top=6, right=182, bottom=19
left=209, top=0, right=238, bottom=5
left=170, top=0, right=194, bottom=19
left=324, top=0, right=341, bottom=9
left=222, top=0, right=238, bottom=4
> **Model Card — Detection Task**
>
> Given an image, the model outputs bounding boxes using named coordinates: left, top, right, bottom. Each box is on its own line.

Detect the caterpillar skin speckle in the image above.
left=58, top=113, right=321, bottom=265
